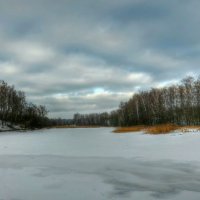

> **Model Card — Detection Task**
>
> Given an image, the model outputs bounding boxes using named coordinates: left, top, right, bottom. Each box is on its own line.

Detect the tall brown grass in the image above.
left=113, top=126, right=147, bottom=133
left=113, top=124, right=180, bottom=134
left=146, top=124, right=179, bottom=134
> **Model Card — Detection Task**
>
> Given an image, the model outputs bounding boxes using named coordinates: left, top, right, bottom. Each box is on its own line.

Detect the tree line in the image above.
left=73, top=112, right=110, bottom=126
left=0, top=80, right=48, bottom=128
left=72, top=76, right=200, bottom=126
left=3, top=75, right=199, bottom=128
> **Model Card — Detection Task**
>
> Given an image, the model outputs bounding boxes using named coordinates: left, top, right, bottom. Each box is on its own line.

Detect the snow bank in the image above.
left=0, top=120, right=22, bottom=132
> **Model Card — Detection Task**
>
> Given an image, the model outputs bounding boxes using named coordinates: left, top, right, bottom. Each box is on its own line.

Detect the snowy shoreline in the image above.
left=0, top=125, right=23, bottom=132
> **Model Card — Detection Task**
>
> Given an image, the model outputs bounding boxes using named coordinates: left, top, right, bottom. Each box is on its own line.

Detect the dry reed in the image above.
left=146, top=124, right=179, bottom=134
left=113, top=126, right=147, bottom=133
left=113, top=124, right=180, bottom=134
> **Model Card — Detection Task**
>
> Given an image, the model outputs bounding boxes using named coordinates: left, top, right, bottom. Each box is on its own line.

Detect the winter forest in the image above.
left=73, top=76, right=200, bottom=127
left=1, top=76, right=200, bottom=128
left=0, top=81, right=48, bottom=128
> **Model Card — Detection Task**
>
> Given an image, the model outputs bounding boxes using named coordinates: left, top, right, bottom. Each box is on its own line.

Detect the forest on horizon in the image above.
left=0, top=80, right=48, bottom=128
left=1, top=75, right=200, bottom=128
left=72, top=76, right=200, bottom=127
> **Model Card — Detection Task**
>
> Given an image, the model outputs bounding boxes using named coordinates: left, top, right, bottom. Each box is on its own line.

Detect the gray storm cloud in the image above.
left=0, top=0, right=200, bottom=118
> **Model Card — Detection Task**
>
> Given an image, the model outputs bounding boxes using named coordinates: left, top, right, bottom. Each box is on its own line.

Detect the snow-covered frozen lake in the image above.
left=0, top=128, right=200, bottom=200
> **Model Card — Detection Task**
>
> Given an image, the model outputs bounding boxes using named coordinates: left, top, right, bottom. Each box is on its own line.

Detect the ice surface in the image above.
left=0, top=128, right=200, bottom=199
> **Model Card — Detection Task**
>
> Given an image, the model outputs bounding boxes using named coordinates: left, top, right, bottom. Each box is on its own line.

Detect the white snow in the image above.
left=0, top=120, right=22, bottom=132
left=0, top=128, right=200, bottom=200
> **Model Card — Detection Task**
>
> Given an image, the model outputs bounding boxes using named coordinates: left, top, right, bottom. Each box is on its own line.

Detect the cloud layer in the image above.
left=1, top=0, right=200, bottom=118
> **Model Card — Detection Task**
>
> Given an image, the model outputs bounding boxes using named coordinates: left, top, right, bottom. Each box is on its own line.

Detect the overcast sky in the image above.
left=1, top=0, right=200, bottom=118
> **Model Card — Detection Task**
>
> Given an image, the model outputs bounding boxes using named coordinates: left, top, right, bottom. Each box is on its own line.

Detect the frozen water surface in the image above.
left=0, top=128, right=200, bottom=199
